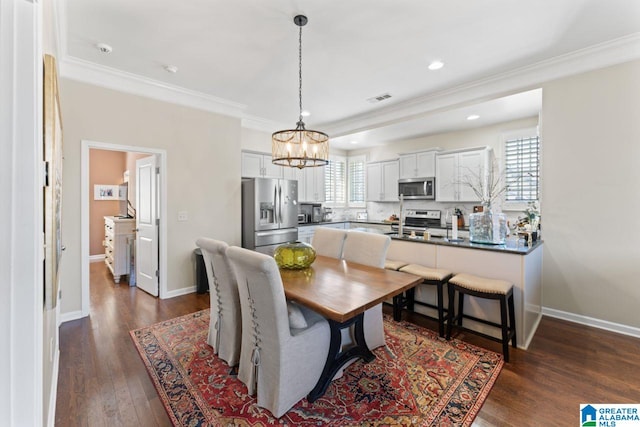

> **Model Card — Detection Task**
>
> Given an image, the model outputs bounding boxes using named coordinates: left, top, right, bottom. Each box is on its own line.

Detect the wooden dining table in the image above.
left=279, top=255, right=423, bottom=402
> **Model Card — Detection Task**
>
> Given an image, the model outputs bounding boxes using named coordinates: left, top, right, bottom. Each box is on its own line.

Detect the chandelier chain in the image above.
left=298, top=23, right=303, bottom=123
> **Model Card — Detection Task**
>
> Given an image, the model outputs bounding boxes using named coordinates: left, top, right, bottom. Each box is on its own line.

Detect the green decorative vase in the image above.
left=274, top=241, right=316, bottom=269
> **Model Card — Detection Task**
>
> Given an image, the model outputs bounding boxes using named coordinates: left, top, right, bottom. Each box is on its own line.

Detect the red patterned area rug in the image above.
left=131, top=310, right=503, bottom=426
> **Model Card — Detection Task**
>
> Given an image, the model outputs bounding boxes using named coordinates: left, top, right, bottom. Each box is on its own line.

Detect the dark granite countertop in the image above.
left=387, top=233, right=543, bottom=255
left=298, top=220, right=393, bottom=227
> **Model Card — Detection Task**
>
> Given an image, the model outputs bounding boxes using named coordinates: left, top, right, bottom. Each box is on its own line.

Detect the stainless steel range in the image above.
left=392, top=210, right=444, bottom=236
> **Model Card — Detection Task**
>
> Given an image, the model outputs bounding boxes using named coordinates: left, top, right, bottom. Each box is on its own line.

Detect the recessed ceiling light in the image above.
left=301, top=110, right=310, bottom=117
left=96, top=43, right=113, bottom=54
left=164, top=65, right=178, bottom=74
left=428, top=60, right=444, bottom=71
left=466, top=114, right=480, bottom=121
left=350, top=140, right=359, bottom=145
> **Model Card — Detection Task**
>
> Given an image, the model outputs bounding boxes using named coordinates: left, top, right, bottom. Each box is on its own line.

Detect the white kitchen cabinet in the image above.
left=298, top=222, right=346, bottom=244
left=302, top=166, right=325, bottom=202
left=366, top=160, right=399, bottom=202
left=104, top=216, right=135, bottom=284
left=297, top=225, right=317, bottom=244
left=436, top=147, right=492, bottom=202
left=399, top=150, right=437, bottom=179
left=241, top=151, right=283, bottom=178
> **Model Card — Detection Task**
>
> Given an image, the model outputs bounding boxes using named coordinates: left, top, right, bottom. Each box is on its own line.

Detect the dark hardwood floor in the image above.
left=56, top=262, right=640, bottom=426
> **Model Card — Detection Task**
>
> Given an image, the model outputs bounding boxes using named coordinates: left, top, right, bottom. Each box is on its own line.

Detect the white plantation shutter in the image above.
left=325, top=156, right=346, bottom=204
left=348, top=156, right=366, bottom=205
left=505, top=136, right=540, bottom=202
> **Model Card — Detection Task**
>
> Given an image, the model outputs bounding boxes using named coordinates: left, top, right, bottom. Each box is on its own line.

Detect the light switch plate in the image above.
left=178, top=211, right=188, bottom=221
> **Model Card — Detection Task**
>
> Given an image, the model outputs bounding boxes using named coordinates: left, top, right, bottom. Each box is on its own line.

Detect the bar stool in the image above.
left=384, top=259, right=409, bottom=271
left=446, top=273, right=517, bottom=362
left=396, top=264, right=452, bottom=336
left=383, top=259, right=409, bottom=321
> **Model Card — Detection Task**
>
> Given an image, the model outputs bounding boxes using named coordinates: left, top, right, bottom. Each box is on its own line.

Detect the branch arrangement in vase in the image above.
left=457, top=159, right=510, bottom=208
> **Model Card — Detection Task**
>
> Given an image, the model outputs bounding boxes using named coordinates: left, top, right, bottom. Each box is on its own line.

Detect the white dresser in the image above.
left=104, top=216, right=135, bottom=284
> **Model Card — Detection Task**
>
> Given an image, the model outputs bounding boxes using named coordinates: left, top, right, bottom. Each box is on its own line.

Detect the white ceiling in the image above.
left=61, top=0, right=640, bottom=150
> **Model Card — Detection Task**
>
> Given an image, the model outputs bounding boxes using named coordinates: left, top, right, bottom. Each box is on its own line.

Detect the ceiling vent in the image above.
left=367, top=93, right=392, bottom=104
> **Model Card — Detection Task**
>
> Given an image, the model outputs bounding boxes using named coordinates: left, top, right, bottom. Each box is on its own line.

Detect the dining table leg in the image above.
left=307, top=312, right=376, bottom=403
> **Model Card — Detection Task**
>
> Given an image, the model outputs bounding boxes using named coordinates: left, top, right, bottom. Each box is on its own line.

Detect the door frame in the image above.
left=80, top=140, right=168, bottom=316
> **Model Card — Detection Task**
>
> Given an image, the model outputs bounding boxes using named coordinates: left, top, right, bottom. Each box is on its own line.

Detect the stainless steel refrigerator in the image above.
left=241, top=177, right=298, bottom=254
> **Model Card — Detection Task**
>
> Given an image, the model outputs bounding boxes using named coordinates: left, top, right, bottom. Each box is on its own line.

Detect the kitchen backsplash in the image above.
left=324, top=202, right=525, bottom=229
left=374, top=201, right=525, bottom=227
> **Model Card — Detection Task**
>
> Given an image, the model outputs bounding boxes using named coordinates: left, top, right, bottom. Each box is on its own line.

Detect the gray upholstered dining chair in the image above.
left=311, top=227, right=348, bottom=258
left=226, top=246, right=330, bottom=418
left=195, top=238, right=242, bottom=367
left=341, top=230, right=392, bottom=350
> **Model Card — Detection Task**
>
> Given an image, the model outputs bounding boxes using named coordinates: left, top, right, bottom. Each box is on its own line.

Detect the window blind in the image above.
left=348, top=157, right=365, bottom=204
left=505, top=136, right=540, bottom=201
left=325, top=157, right=346, bottom=204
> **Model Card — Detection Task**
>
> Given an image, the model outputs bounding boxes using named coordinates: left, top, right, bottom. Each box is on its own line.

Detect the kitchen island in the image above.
left=386, top=234, right=543, bottom=349
left=297, top=220, right=542, bottom=348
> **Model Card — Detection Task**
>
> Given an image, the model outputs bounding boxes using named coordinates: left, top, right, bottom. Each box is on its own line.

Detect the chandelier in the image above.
left=272, top=15, right=329, bottom=169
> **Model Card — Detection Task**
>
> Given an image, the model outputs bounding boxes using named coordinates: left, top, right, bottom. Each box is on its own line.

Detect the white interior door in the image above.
left=136, top=155, right=159, bottom=296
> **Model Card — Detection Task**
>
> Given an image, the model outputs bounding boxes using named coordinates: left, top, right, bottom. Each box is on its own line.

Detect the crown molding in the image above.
left=240, top=115, right=287, bottom=134
left=322, top=33, right=640, bottom=137
left=59, top=55, right=248, bottom=118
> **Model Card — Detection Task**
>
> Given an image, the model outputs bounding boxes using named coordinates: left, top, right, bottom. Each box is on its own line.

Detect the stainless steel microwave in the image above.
left=398, top=177, right=435, bottom=200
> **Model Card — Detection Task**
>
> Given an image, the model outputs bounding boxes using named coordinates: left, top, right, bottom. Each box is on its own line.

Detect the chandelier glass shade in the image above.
left=272, top=15, right=329, bottom=169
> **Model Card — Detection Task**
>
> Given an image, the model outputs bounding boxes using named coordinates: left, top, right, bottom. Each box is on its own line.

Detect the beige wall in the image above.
left=540, top=59, right=640, bottom=328
left=59, top=79, right=241, bottom=314
left=241, top=127, right=272, bottom=152
left=89, top=149, right=126, bottom=255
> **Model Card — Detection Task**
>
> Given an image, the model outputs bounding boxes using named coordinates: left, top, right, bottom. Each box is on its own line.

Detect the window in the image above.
left=504, top=134, right=540, bottom=202
left=348, top=155, right=366, bottom=206
left=324, top=156, right=346, bottom=205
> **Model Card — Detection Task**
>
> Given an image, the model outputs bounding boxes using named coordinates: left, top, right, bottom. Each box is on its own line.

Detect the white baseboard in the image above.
left=542, top=307, right=640, bottom=339
left=89, top=254, right=104, bottom=263
left=47, top=349, right=60, bottom=427
left=163, top=285, right=197, bottom=299
left=59, top=310, right=85, bottom=324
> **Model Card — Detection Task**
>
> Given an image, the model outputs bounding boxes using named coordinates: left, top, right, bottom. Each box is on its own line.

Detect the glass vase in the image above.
left=273, top=241, right=316, bottom=269
left=469, top=210, right=508, bottom=244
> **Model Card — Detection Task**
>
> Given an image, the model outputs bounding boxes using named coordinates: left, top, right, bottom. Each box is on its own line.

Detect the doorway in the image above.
left=80, top=140, right=168, bottom=317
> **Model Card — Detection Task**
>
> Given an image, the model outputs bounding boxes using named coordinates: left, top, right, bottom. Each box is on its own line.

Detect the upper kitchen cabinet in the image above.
left=436, top=147, right=493, bottom=202
left=241, top=151, right=283, bottom=179
left=367, top=160, right=399, bottom=202
left=399, top=149, right=438, bottom=179
left=302, top=166, right=325, bottom=203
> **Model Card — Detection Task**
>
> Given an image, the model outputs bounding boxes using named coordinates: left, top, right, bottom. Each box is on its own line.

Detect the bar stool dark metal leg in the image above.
left=446, top=283, right=455, bottom=340
left=499, top=294, right=510, bottom=362
left=436, top=282, right=444, bottom=337
left=508, top=292, right=517, bottom=348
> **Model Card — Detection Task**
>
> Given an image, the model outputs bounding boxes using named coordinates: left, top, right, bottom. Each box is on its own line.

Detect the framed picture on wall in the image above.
left=43, top=54, right=63, bottom=310
left=94, top=184, right=120, bottom=200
